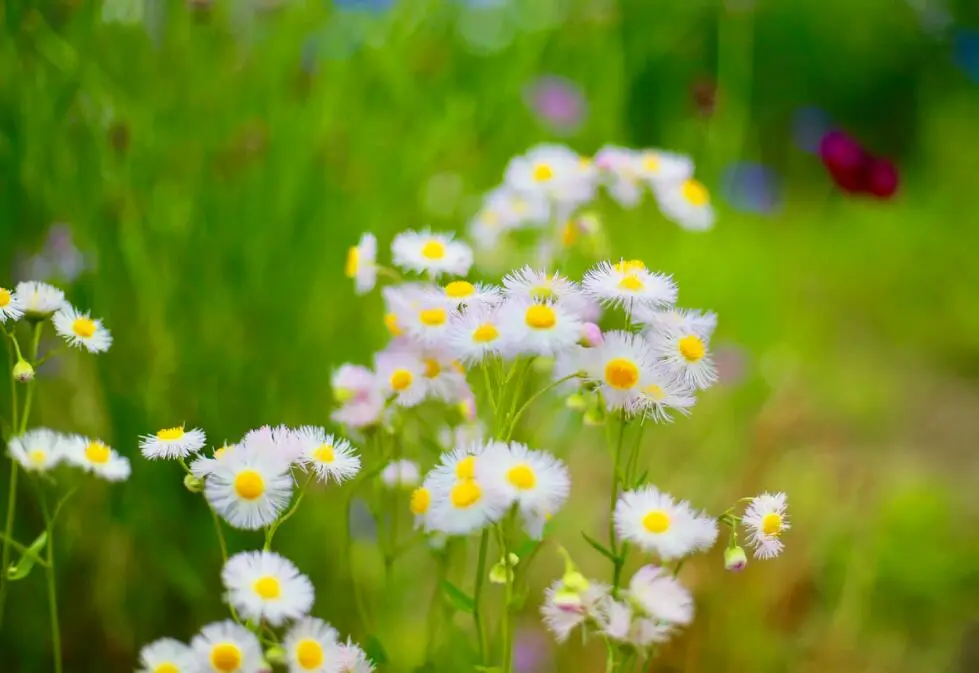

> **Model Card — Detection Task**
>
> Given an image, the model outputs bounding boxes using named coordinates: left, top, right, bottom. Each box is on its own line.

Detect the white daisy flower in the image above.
left=334, top=639, right=374, bottom=673
left=190, top=443, right=236, bottom=479
left=283, top=617, right=339, bottom=673
left=0, top=286, right=24, bottom=323
left=380, top=459, right=420, bottom=488
left=742, top=491, right=789, bottom=559
left=389, top=285, right=455, bottom=347
left=331, top=392, right=386, bottom=430
left=418, top=348, right=469, bottom=403
left=582, top=260, right=677, bottom=310
left=502, top=266, right=584, bottom=310
left=595, top=596, right=672, bottom=648
left=579, top=331, right=658, bottom=413
left=222, top=550, right=314, bottom=626
left=296, top=426, right=361, bottom=484
left=654, top=177, right=715, bottom=231
left=481, top=185, right=551, bottom=231
left=137, top=637, right=195, bottom=673
left=613, top=485, right=718, bottom=560
left=52, top=304, right=112, bottom=353
left=139, top=425, right=207, bottom=460
left=504, top=144, right=596, bottom=205
left=204, top=442, right=293, bottom=530
left=651, top=325, right=717, bottom=390
left=190, top=620, right=264, bottom=673
left=391, top=229, right=472, bottom=277
left=634, top=149, right=694, bottom=187
left=441, top=280, right=501, bottom=308
left=239, top=424, right=305, bottom=467
left=446, top=302, right=508, bottom=365
left=7, top=428, right=66, bottom=473
left=594, top=145, right=645, bottom=208
left=635, top=307, right=717, bottom=338
left=426, top=445, right=508, bottom=536
left=500, top=298, right=583, bottom=357
left=409, top=483, right=435, bottom=530
left=14, top=281, right=65, bottom=319
left=628, top=565, right=694, bottom=626
left=331, top=365, right=385, bottom=430
left=63, top=435, right=131, bottom=481
left=541, top=581, right=608, bottom=642
left=345, top=232, right=378, bottom=295
left=479, top=442, right=570, bottom=538
left=636, top=368, right=696, bottom=423
left=374, top=346, right=426, bottom=407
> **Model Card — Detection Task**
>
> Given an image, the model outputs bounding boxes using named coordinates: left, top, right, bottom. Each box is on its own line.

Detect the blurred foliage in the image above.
left=2, top=0, right=979, bottom=671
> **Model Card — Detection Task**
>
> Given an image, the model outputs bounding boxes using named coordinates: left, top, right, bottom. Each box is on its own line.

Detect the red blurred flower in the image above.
left=818, top=130, right=899, bottom=199
left=866, top=158, right=899, bottom=199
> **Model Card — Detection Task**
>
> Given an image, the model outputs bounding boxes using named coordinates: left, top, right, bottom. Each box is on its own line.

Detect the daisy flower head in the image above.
left=504, top=144, right=595, bottom=205
left=139, top=425, right=207, bottom=460
left=594, top=596, right=672, bottom=649
left=64, top=435, right=131, bottom=481
left=485, top=185, right=551, bottom=230
left=654, top=177, right=715, bottom=232
left=541, top=580, right=608, bottom=643
left=334, top=639, right=374, bottom=673
left=426, top=443, right=509, bottom=536
left=137, top=637, right=195, bottom=673
left=594, top=145, right=644, bottom=208
left=636, top=367, right=696, bottom=423
left=634, top=149, right=694, bottom=187
left=14, top=281, right=65, bottom=319
left=500, top=297, right=583, bottom=358
left=441, top=279, right=502, bottom=309
left=651, top=324, right=717, bottom=391
left=389, top=285, right=456, bottom=347
left=7, top=428, right=67, bottom=473
left=204, top=441, right=293, bottom=530
left=381, top=459, right=420, bottom=488
left=345, top=232, right=377, bottom=295
left=580, top=331, right=657, bottom=414
left=742, top=491, right=789, bottom=559
left=614, top=485, right=718, bottom=560
left=283, top=617, right=339, bottom=673
left=636, top=306, right=717, bottom=340
left=374, top=346, right=426, bottom=407
left=391, top=229, right=472, bottom=277
left=446, top=301, right=508, bottom=365
left=628, top=565, right=694, bottom=626
left=418, top=348, right=469, bottom=403
left=239, top=424, right=304, bottom=467
left=332, top=364, right=376, bottom=405
left=0, top=286, right=24, bottom=323
left=331, top=365, right=385, bottom=430
left=190, top=620, right=263, bottom=673
left=502, top=266, right=584, bottom=310
left=409, top=481, right=435, bottom=531
left=582, top=260, right=677, bottom=310
left=190, top=443, right=237, bottom=479
left=52, top=304, right=112, bottom=353
left=479, top=442, right=571, bottom=537
left=222, top=550, right=314, bottom=626
left=296, top=426, right=361, bottom=484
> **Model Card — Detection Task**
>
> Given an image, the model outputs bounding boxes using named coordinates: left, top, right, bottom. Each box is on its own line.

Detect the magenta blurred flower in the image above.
left=819, top=130, right=870, bottom=193
left=866, top=158, right=899, bottom=199
left=524, top=76, right=586, bottom=134
left=514, top=627, right=550, bottom=673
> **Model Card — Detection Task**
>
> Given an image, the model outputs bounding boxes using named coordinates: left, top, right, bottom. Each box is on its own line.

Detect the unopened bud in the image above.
left=334, top=386, right=355, bottom=404
left=563, top=570, right=590, bottom=593
left=724, top=545, right=748, bottom=572
left=565, top=393, right=587, bottom=411
left=583, top=407, right=605, bottom=427
left=580, top=322, right=604, bottom=347
left=264, top=646, right=286, bottom=666
left=183, top=473, right=204, bottom=493
left=489, top=553, right=520, bottom=584
left=12, top=360, right=34, bottom=383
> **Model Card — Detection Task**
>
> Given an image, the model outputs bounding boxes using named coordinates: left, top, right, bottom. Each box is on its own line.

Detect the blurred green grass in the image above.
left=2, top=0, right=979, bottom=671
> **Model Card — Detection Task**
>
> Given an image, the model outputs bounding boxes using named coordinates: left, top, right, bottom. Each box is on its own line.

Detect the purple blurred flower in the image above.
left=721, top=162, right=780, bottom=215
left=514, top=627, right=550, bottom=673
left=524, top=76, right=586, bottom=134
left=17, top=223, right=87, bottom=284
left=714, top=343, right=748, bottom=387
left=792, top=106, right=832, bottom=154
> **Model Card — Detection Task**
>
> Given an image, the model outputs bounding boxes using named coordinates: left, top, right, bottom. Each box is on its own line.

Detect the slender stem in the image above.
left=472, top=528, right=490, bottom=664
left=264, top=472, right=315, bottom=550
left=504, top=373, right=580, bottom=441
left=610, top=414, right=628, bottom=591
left=424, top=548, right=449, bottom=664
left=0, top=530, right=32, bottom=556
left=500, top=521, right=515, bottom=673
left=481, top=363, right=498, bottom=414
left=33, top=479, right=62, bottom=673
left=383, top=435, right=402, bottom=582
left=209, top=504, right=229, bottom=563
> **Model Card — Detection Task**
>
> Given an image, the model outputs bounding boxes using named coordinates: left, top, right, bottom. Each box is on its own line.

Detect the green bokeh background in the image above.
left=2, top=0, right=979, bottom=671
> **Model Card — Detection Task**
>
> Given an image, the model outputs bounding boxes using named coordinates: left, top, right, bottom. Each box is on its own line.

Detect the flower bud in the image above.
left=183, top=473, right=204, bottom=493
left=724, top=545, right=748, bottom=572
left=264, top=646, right=286, bottom=666
left=333, top=386, right=355, bottom=404
left=12, top=360, right=34, bottom=383
left=565, top=393, right=587, bottom=411
left=583, top=407, right=605, bottom=427
left=580, top=322, right=604, bottom=347
left=490, top=552, right=520, bottom=583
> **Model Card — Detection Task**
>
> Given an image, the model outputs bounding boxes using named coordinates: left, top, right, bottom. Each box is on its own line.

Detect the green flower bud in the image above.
left=565, top=393, right=587, bottom=411
left=264, top=646, right=287, bottom=665
left=183, top=473, right=204, bottom=494
left=12, top=360, right=34, bottom=383
left=334, top=386, right=355, bottom=404
left=583, top=407, right=605, bottom=426
left=724, top=545, right=748, bottom=572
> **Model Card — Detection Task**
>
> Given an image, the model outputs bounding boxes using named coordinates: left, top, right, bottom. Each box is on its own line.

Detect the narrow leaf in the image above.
left=440, top=579, right=475, bottom=614
left=7, top=531, right=48, bottom=581
left=363, top=635, right=388, bottom=665
left=581, top=531, right=617, bottom=563
left=633, top=469, right=649, bottom=489
left=514, top=538, right=540, bottom=559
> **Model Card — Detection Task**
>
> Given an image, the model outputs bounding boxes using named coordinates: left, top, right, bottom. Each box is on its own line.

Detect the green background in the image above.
left=2, top=0, right=979, bottom=671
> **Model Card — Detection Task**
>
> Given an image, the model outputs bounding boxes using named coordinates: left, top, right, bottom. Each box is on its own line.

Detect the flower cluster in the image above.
left=819, top=130, right=899, bottom=198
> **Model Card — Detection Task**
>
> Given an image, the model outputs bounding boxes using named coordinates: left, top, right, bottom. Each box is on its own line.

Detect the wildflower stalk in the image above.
left=264, top=472, right=315, bottom=550
left=472, top=527, right=491, bottom=664
left=504, top=373, right=580, bottom=442
left=609, top=413, right=628, bottom=591
left=497, top=516, right=516, bottom=673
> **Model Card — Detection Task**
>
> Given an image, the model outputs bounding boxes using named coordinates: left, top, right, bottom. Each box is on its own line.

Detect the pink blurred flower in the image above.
left=524, top=76, right=586, bottom=134
left=819, top=130, right=870, bottom=193
left=580, top=322, right=604, bottom=347
left=866, top=158, right=899, bottom=199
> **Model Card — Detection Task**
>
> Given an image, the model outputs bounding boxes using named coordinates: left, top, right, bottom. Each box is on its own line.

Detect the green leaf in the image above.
left=633, top=469, right=649, bottom=488
left=363, top=635, right=388, bottom=665
left=514, top=538, right=540, bottom=559
left=474, top=667, right=503, bottom=673
left=581, top=531, right=617, bottom=563
left=440, top=579, right=475, bottom=613
left=7, top=531, right=47, bottom=581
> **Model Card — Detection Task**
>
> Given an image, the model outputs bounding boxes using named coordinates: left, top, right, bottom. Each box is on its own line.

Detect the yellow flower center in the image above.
left=641, top=153, right=660, bottom=173
left=72, top=317, right=97, bottom=338
left=681, top=179, right=709, bottom=206
left=84, top=441, right=110, bottom=464
left=506, top=464, right=536, bottom=490
left=421, top=240, right=446, bottom=260
left=472, top=323, right=499, bottom=343
left=642, top=510, right=671, bottom=534
left=390, top=369, right=413, bottom=392
left=419, top=308, right=447, bottom=326
left=532, top=162, right=554, bottom=182
left=214, top=446, right=229, bottom=459
left=617, top=274, right=644, bottom=292
left=313, top=444, right=335, bottom=463
left=0, top=289, right=9, bottom=308
left=456, top=456, right=476, bottom=480
left=424, top=358, right=441, bottom=378
left=644, top=384, right=666, bottom=402
left=678, top=335, right=706, bottom=362
left=612, top=259, right=646, bottom=273
left=410, top=487, right=431, bottom=515
left=296, top=638, right=325, bottom=669
left=445, top=281, right=475, bottom=298
left=482, top=210, right=500, bottom=227
left=234, top=469, right=265, bottom=500
left=561, top=221, right=579, bottom=247
left=604, top=358, right=640, bottom=390
left=384, top=313, right=403, bottom=336
left=450, top=480, right=482, bottom=508
left=525, top=304, right=557, bottom=330
left=154, top=663, right=180, bottom=673
left=156, top=426, right=185, bottom=441
left=28, top=449, right=47, bottom=466
left=345, top=247, right=359, bottom=278
left=253, top=575, right=281, bottom=600
left=529, top=284, right=554, bottom=300
left=579, top=156, right=592, bottom=168
left=762, top=513, right=783, bottom=537
left=210, top=642, right=242, bottom=672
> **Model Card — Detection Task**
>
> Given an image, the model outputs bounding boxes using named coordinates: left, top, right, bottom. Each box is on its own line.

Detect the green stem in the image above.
left=610, top=414, right=627, bottom=591
left=209, top=504, right=229, bottom=563
left=33, top=479, right=62, bottom=673
left=500, top=522, right=515, bottom=673
left=424, top=548, right=449, bottom=664
left=481, top=362, right=498, bottom=414
left=472, top=528, right=490, bottom=664
left=504, top=373, right=580, bottom=442
left=264, top=472, right=315, bottom=550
